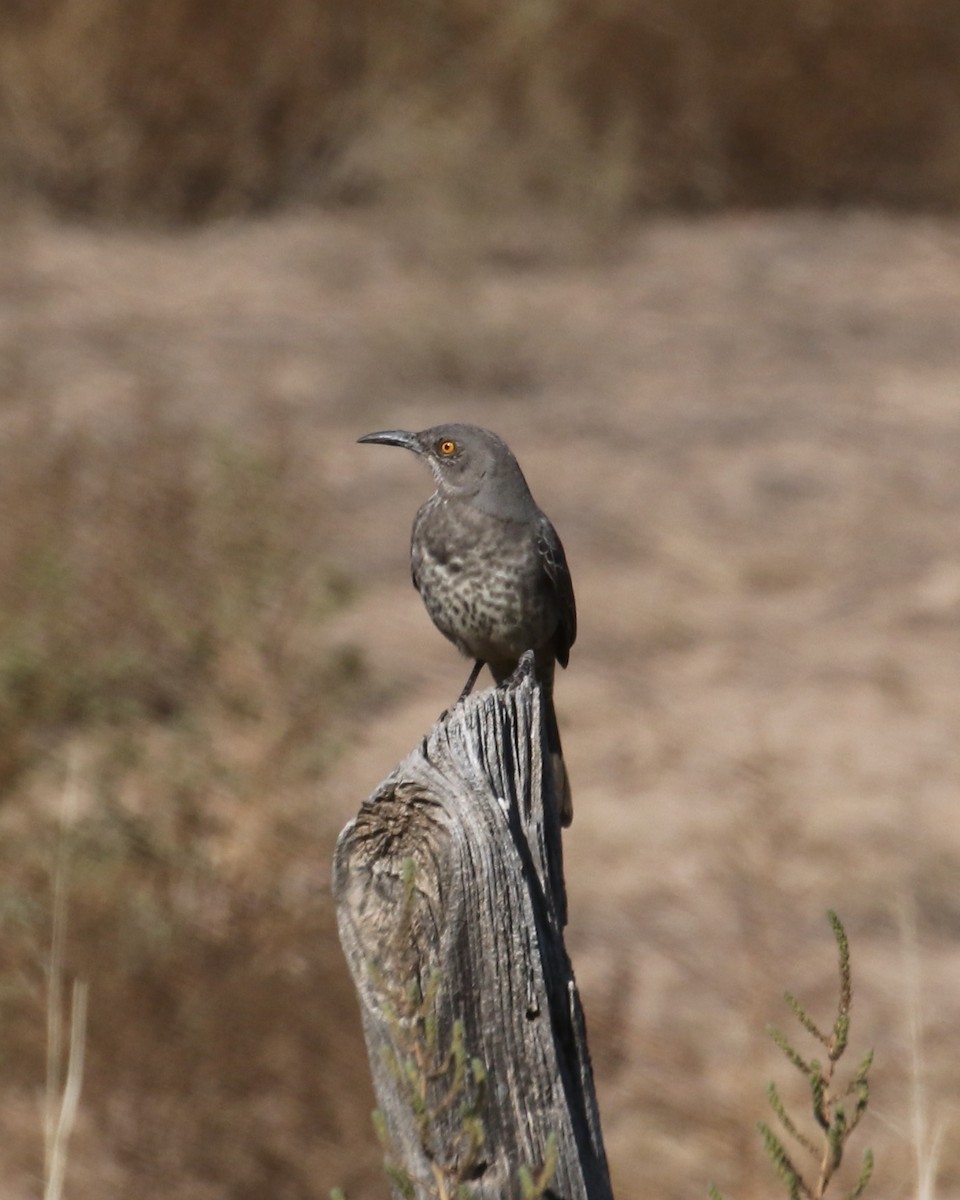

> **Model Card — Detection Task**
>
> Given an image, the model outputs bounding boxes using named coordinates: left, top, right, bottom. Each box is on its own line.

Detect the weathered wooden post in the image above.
left=333, top=654, right=612, bottom=1199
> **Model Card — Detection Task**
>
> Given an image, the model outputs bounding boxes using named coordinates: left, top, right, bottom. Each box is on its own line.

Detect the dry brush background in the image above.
left=1, top=2, right=959, bottom=1198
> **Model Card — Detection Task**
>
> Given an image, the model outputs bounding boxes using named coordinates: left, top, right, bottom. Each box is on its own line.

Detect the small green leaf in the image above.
left=769, top=1025, right=810, bottom=1073
left=758, top=1121, right=805, bottom=1200
left=767, top=1081, right=818, bottom=1158
left=847, top=1148, right=874, bottom=1200
left=371, top=1108, right=390, bottom=1150
left=808, top=1063, right=829, bottom=1130
left=832, top=1011, right=850, bottom=1058
left=828, top=910, right=852, bottom=1017
left=785, top=992, right=827, bottom=1045
left=855, top=1048, right=874, bottom=1080
left=384, top=1164, right=416, bottom=1199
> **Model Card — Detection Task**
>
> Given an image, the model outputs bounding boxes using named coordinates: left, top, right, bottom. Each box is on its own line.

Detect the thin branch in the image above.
left=45, top=980, right=90, bottom=1200
left=43, top=757, right=89, bottom=1200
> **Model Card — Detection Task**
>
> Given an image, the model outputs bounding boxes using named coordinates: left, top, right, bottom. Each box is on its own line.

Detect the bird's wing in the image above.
left=410, top=496, right=440, bottom=595
left=536, top=517, right=577, bottom=665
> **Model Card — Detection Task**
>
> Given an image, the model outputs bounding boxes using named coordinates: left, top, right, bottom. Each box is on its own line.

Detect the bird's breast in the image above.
left=411, top=499, right=556, bottom=663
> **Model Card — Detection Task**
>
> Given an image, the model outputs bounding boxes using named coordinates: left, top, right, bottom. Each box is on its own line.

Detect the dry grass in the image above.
left=2, top=204, right=960, bottom=1199
left=0, top=398, right=379, bottom=1198
left=0, top=399, right=356, bottom=791
left=0, top=0, right=959, bottom=221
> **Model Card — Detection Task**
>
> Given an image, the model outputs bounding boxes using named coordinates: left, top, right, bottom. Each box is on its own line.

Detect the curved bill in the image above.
left=357, top=430, right=419, bottom=451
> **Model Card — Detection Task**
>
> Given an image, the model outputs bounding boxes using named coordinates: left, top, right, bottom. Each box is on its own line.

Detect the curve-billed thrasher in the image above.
left=358, top=423, right=577, bottom=826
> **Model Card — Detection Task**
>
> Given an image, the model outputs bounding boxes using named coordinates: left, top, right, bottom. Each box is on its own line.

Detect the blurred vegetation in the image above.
left=0, top=400, right=356, bottom=792
left=0, top=0, right=958, bottom=221
left=0, top=3, right=957, bottom=1189
left=0, top=402, right=379, bottom=1196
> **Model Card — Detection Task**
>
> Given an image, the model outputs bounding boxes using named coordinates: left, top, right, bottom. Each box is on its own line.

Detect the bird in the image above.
left=358, top=423, right=577, bottom=826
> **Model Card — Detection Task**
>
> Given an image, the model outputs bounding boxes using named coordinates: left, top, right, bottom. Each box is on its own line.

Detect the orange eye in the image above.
left=438, top=439, right=457, bottom=456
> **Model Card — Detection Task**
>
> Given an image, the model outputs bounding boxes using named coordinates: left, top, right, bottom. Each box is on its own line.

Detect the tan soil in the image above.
left=2, top=204, right=959, bottom=1197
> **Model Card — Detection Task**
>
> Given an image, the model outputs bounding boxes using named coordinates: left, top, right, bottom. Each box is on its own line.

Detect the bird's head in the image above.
left=358, top=424, right=528, bottom=506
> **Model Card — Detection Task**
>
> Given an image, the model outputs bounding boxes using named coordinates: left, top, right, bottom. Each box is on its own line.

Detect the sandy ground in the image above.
left=2, top=203, right=960, bottom=1197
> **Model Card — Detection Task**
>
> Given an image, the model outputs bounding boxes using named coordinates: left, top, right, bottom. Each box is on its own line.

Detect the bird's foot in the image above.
left=505, top=649, right=537, bottom=689
left=455, top=659, right=485, bottom=705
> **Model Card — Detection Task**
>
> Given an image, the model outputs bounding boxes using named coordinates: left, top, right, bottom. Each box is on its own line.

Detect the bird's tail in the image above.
left=543, top=688, right=573, bottom=828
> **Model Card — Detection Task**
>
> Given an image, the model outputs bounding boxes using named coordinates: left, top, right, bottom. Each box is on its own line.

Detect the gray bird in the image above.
left=358, top=423, right=577, bottom=826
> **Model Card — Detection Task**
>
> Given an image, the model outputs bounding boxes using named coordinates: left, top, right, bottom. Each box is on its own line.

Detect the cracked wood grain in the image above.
left=333, top=654, right=612, bottom=1200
